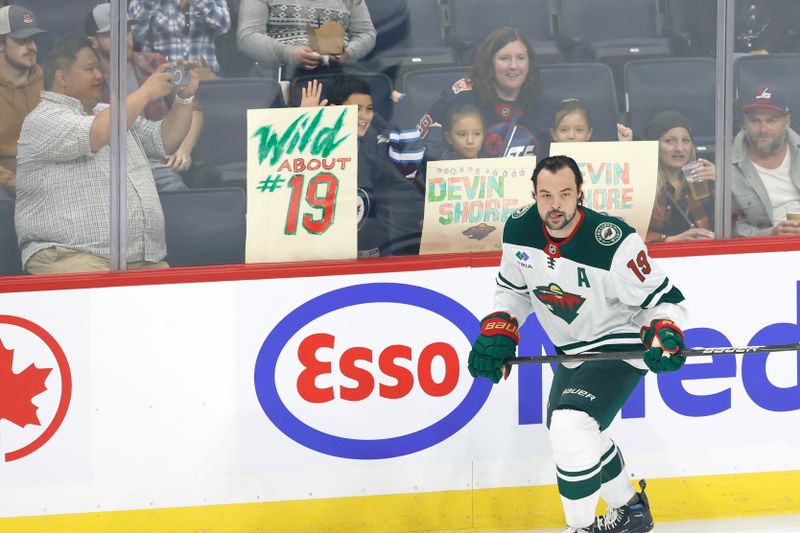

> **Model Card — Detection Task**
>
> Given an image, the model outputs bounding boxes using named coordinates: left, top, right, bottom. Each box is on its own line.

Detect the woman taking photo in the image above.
left=418, top=26, right=544, bottom=160
left=644, top=111, right=716, bottom=243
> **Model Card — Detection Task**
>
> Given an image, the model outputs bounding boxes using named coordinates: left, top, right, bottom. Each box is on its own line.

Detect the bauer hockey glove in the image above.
left=468, top=312, right=519, bottom=383
left=641, top=319, right=687, bottom=373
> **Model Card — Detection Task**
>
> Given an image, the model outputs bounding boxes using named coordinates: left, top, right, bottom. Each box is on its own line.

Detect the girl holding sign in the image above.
left=550, top=99, right=633, bottom=143
left=442, top=105, right=485, bottom=160
left=644, top=111, right=716, bottom=243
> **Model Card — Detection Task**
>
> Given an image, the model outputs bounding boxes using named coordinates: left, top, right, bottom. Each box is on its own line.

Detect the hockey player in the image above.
left=468, top=155, right=688, bottom=533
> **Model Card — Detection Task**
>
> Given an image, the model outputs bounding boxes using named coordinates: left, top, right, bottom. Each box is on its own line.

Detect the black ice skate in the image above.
left=593, top=479, right=654, bottom=533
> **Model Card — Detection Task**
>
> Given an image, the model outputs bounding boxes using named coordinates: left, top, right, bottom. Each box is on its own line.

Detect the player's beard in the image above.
left=543, top=208, right=577, bottom=231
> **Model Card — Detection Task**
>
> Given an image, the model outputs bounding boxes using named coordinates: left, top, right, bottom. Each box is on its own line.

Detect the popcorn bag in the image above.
left=307, top=20, right=345, bottom=55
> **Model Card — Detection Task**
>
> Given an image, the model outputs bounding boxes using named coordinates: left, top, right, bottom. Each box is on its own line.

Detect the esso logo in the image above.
left=0, top=315, right=71, bottom=462
left=254, top=283, right=492, bottom=459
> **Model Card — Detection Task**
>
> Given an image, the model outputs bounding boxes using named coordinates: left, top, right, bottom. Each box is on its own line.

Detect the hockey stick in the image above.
left=506, top=342, right=800, bottom=366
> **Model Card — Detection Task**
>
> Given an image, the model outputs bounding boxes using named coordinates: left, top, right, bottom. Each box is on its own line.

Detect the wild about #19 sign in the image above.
left=246, top=105, right=358, bottom=263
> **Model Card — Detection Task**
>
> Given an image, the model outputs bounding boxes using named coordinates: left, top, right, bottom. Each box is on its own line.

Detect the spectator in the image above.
left=644, top=111, right=716, bottom=243
left=87, top=2, right=204, bottom=192
left=550, top=99, right=632, bottom=143
left=300, top=77, right=423, bottom=257
left=15, top=37, right=196, bottom=274
left=128, top=0, right=230, bottom=77
left=418, top=27, right=543, bottom=161
left=237, top=0, right=376, bottom=79
left=733, top=85, right=800, bottom=237
left=0, top=5, right=46, bottom=201
left=673, top=1, right=800, bottom=56
left=442, top=104, right=484, bottom=160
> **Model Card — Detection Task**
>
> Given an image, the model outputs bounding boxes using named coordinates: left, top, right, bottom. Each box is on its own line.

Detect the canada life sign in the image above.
left=254, top=282, right=800, bottom=460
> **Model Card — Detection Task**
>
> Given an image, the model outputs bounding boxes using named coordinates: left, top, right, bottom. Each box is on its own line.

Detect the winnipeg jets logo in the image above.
left=533, top=283, right=586, bottom=324
left=756, top=86, right=772, bottom=101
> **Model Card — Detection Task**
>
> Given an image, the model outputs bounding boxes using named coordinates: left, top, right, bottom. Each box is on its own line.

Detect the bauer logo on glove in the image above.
left=468, top=312, right=519, bottom=383
left=640, top=319, right=687, bottom=373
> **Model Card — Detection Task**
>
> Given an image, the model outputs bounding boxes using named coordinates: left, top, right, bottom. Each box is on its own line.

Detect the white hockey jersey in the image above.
left=493, top=204, right=688, bottom=370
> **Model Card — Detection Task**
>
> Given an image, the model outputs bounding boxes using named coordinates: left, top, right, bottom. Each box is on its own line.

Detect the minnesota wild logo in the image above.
left=511, top=203, right=533, bottom=219
left=595, top=222, right=622, bottom=246
left=533, top=283, right=586, bottom=324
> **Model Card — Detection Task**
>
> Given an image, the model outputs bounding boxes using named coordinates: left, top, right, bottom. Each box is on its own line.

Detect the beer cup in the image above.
left=682, top=160, right=710, bottom=201
left=786, top=201, right=800, bottom=221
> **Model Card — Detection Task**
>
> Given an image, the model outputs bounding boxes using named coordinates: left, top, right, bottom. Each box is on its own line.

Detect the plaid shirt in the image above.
left=646, top=179, right=714, bottom=243
left=129, top=0, right=230, bottom=75
left=15, top=92, right=167, bottom=265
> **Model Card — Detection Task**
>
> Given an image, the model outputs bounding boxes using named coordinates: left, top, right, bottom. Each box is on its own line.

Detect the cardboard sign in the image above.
left=246, top=106, right=358, bottom=263
left=550, top=141, right=659, bottom=238
left=419, top=157, right=536, bottom=254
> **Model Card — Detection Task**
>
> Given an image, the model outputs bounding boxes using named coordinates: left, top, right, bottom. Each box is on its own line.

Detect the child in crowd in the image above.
left=300, top=77, right=424, bottom=257
left=442, top=105, right=485, bottom=160
left=550, top=99, right=633, bottom=143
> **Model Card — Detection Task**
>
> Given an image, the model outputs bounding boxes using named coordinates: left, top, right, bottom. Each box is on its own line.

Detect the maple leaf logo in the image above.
left=0, top=339, right=52, bottom=428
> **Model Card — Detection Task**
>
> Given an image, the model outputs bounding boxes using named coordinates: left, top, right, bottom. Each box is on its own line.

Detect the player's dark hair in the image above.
left=327, top=75, right=371, bottom=105
left=531, top=155, right=584, bottom=204
left=43, top=36, right=93, bottom=90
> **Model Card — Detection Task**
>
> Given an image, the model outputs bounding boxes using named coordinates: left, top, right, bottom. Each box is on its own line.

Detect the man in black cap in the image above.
left=732, top=85, right=800, bottom=237
left=0, top=5, right=46, bottom=200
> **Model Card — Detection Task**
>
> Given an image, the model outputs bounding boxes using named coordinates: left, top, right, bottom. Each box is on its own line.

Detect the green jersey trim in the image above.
left=497, top=272, right=528, bottom=292
left=559, top=333, right=642, bottom=353
left=640, top=278, right=670, bottom=309
left=503, top=207, right=638, bottom=271
left=656, top=285, right=686, bottom=306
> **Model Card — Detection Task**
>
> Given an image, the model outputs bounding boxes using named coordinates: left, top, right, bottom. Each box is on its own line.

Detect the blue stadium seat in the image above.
left=557, top=0, right=672, bottom=104
left=0, top=198, right=22, bottom=276
left=365, top=0, right=457, bottom=82
left=734, top=54, right=800, bottom=124
left=159, top=188, right=246, bottom=267
left=449, top=0, right=562, bottom=65
left=193, top=77, right=283, bottom=186
left=625, top=58, right=716, bottom=152
left=394, top=66, right=468, bottom=130
left=662, top=0, right=712, bottom=57
left=532, top=63, right=620, bottom=142
left=366, top=0, right=410, bottom=56
left=215, top=0, right=255, bottom=77
left=290, top=72, right=394, bottom=120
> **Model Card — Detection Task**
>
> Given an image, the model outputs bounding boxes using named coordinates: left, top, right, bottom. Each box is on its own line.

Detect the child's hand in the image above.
left=617, top=123, right=633, bottom=142
left=299, top=79, right=328, bottom=107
